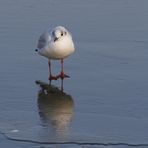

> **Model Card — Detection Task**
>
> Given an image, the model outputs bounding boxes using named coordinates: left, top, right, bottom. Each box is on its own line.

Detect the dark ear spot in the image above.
left=65, top=31, right=67, bottom=35
left=52, top=30, right=55, bottom=37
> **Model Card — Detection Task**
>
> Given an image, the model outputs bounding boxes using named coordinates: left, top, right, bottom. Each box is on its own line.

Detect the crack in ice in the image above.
left=1, top=131, right=148, bottom=147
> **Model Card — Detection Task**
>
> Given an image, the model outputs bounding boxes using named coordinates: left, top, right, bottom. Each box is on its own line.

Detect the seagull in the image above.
left=35, top=26, right=75, bottom=83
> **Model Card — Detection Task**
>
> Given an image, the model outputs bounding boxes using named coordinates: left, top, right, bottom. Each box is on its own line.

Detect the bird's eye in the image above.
left=61, top=32, right=63, bottom=36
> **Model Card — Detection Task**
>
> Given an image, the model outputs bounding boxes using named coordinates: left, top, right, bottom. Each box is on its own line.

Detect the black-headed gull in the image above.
left=35, top=26, right=75, bottom=83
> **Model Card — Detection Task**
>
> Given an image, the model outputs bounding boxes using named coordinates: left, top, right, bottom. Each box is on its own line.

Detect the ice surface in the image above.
left=0, top=0, right=148, bottom=147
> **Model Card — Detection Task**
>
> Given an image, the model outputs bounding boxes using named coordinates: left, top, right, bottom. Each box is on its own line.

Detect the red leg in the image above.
left=56, top=59, right=70, bottom=79
left=48, top=60, right=57, bottom=83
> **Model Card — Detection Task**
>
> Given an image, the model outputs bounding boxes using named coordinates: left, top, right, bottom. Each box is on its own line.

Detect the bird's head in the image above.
left=52, top=26, right=68, bottom=42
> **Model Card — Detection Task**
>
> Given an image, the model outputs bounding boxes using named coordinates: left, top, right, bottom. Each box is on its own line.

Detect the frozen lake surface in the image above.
left=0, top=0, right=148, bottom=147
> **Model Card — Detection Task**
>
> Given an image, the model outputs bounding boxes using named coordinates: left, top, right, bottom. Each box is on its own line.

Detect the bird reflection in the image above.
left=36, top=80, right=74, bottom=139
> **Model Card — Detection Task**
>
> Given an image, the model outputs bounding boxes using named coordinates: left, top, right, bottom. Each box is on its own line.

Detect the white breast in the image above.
left=43, top=35, right=75, bottom=60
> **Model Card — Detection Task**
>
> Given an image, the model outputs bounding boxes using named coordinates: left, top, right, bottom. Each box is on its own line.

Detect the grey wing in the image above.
left=37, top=32, right=51, bottom=49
